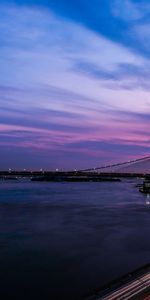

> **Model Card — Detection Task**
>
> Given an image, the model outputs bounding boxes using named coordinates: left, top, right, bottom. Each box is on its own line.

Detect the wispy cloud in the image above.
left=0, top=3, right=150, bottom=168
left=112, top=0, right=150, bottom=22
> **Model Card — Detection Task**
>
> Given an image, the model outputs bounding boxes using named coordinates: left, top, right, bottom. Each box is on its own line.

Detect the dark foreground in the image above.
left=0, top=180, right=150, bottom=299
left=85, top=264, right=150, bottom=299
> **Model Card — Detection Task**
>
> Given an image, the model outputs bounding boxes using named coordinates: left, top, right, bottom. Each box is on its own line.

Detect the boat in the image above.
left=139, top=180, right=150, bottom=194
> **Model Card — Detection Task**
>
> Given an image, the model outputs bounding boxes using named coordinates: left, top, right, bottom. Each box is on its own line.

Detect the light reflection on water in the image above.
left=146, top=194, right=150, bottom=206
left=0, top=180, right=149, bottom=299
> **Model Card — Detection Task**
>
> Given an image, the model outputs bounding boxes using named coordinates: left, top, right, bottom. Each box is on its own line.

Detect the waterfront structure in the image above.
left=85, top=264, right=150, bottom=300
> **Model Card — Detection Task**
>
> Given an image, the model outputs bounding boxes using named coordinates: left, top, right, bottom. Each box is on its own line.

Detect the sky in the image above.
left=0, top=0, right=150, bottom=170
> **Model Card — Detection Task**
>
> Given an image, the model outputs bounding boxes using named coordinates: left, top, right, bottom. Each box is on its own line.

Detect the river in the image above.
left=0, top=179, right=149, bottom=299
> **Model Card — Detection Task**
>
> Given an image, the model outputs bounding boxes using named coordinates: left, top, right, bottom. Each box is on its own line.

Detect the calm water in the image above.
left=0, top=179, right=150, bottom=299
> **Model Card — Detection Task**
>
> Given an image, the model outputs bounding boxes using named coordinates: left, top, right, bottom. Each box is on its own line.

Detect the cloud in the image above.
left=112, top=0, right=147, bottom=22
left=74, top=59, right=150, bottom=93
left=0, top=5, right=146, bottom=79
left=131, top=22, right=150, bottom=52
left=1, top=4, right=149, bottom=111
left=0, top=3, right=150, bottom=168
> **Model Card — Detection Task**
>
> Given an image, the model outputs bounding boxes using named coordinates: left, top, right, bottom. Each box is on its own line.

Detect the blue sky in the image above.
left=0, top=0, right=150, bottom=170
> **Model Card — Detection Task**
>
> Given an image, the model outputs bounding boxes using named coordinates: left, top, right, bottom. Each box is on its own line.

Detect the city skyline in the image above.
left=0, top=0, right=150, bottom=169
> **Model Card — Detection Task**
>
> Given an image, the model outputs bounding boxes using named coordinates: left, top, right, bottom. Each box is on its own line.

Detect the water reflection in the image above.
left=146, top=194, right=150, bottom=206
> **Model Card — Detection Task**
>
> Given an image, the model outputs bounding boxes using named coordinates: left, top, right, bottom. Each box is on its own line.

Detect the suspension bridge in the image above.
left=78, top=155, right=150, bottom=175
left=0, top=155, right=150, bottom=179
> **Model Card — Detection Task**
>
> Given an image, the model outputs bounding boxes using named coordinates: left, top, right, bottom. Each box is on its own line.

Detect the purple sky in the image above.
left=0, top=0, right=150, bottom=170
